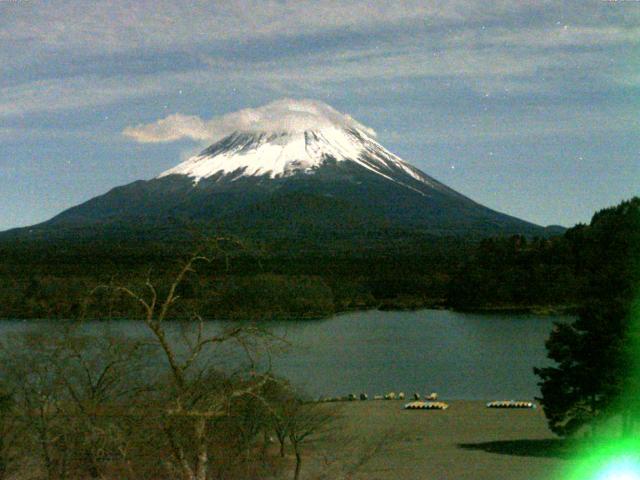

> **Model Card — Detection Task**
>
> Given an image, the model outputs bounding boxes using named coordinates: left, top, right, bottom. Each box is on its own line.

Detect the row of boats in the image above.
left=486, top=400, right=536, bottom=409
left=318, top=393, right=536, bottom=410
left=404, top=401, right=449, bottom=410
left=404, top=400, right=536, bottom=410
left=318, top=392, right=439, bottom=402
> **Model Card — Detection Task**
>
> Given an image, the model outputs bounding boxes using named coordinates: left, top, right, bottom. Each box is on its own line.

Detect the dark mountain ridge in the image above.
left=1, top=130, right=559, bottom=248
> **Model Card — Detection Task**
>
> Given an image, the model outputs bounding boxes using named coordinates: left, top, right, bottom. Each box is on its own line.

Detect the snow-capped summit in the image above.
left=157, top=99, right=442, bottom=195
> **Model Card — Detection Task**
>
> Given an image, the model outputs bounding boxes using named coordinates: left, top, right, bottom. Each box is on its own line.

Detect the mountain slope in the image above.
left=1, top=99, right=555, bottom=247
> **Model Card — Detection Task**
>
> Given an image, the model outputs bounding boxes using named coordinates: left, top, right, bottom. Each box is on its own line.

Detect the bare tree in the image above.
left=96, top=249, right=279, bottom=480
left=286, top=400, right=337, bottom=480
left=259, top=377, right=296, bottom=458
left=0, top=245, right=307, bottom=480
left=56, top=332, right=154, bottom=479
left=0, top=327, right=154, bottom=480
left=1, top=332, right=70, bottom=480
left=0, top=387, right=19, bottom=480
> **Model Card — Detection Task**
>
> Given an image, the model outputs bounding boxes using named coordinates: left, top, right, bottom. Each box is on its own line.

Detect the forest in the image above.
left=0, top=200, right=632, bottom=321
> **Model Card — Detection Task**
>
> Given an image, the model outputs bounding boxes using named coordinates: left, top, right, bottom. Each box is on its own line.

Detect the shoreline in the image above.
left=0, top=303, right=578, bottom=322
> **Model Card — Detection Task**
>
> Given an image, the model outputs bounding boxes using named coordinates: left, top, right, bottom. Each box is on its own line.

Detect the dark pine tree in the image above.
left=535, top=197, right=640, bottom=436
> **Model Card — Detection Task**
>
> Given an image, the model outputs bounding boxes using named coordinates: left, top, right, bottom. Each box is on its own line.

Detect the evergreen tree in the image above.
left=535, top=198, right=640, bottom=436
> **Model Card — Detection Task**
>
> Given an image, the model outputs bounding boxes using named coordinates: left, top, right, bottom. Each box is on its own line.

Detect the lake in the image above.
left=0, top=309, right=566, bottom=400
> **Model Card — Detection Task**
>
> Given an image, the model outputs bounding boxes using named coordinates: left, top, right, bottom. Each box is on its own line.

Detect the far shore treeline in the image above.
left=0, top=197, right=637, bottom=321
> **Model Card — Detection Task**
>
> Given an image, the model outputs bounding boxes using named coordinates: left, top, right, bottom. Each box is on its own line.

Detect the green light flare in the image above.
left=561, top=286, right=640, bottom=479
left=562, top=438, right=640, bottom=480
left=618, top=293, right=640, bottom=435
left=594, top=458, right=640, bottom=480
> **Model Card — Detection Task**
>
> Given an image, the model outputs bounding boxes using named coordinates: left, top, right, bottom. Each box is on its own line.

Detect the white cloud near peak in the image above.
left=123, top=114, right=211, bottom=143
left=122, top=98, right=377, bottom=144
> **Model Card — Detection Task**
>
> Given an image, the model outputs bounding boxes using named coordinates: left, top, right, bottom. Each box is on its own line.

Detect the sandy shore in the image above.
left=305, top=400, right=577, bottom=480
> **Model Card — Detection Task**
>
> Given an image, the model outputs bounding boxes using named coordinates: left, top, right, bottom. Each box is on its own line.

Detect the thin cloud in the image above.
left=1, top=0, right=637, bottom=119
left=0, top=39, right=599, bottom=119
left=0, top=1, right=525, bottom=57
left=2, top=0, right=603, bottom=75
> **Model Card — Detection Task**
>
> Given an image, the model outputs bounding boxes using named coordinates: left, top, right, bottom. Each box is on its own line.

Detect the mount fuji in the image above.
left=3, top=100, right=557, bottom=248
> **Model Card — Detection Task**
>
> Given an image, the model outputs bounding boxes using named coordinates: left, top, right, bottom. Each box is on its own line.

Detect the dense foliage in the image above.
left=447, top=234, right=580, bottom=312
left=0, top=223, right=595, bottom=320
left=2, top=200, right=637, bottom=321
left=534, top=197, right=640, bottom=436
left=0, top=238, right=464, bottom=320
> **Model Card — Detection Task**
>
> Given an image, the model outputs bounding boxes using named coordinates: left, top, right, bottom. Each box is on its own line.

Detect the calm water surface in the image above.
left=0, top=309, right=567, bottom=400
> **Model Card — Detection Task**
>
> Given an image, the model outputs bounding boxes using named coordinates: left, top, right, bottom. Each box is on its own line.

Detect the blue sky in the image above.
left=1, top=0, right=638, bottom=231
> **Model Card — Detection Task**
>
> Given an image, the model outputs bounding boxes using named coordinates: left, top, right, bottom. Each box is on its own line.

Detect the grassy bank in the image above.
left=301, top=400, right=579, bottom=480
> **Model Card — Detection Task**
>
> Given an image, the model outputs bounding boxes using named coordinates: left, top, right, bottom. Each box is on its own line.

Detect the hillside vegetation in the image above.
left=0, top=203, right=618, bottom=321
